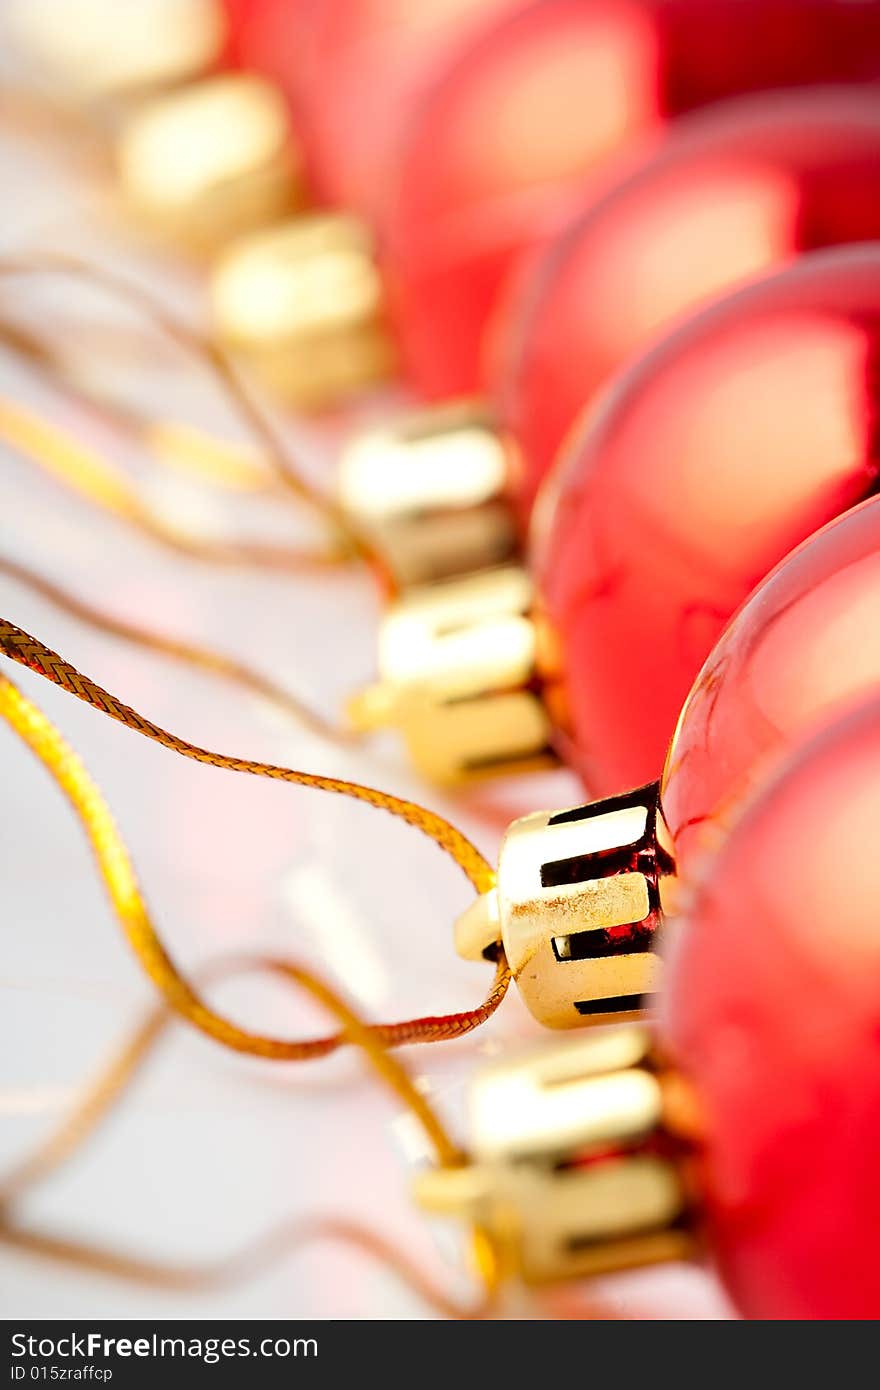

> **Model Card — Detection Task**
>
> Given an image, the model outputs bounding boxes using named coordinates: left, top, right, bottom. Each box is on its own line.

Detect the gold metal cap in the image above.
left=415, top=1026, right=695, bottom=1285
left=456, top=782, right=673, bottom=1027
left=210, top=213, right=394, bottom=410
left=346, top=565, right=557, bottom=784
left=117, top=74, right=303, bottom=251
left=338, top=400, right=518, bottom=588
left=10, top=0, right=225, bottom=103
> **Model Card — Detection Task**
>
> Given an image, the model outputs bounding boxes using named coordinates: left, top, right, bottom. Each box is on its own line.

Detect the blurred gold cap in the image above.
left=211, top=214, right=394, bottom=410
left=338, top=400, right=518, bottom=588
left=415, top=1027, right=695, bottom=1285
left=347, top=565, right=556, bottom=784
left=117, top=74, right=302, bottom=251
left=10, top=0, right=225, bottom=103
left=456, top=782, right=673, bottom=1027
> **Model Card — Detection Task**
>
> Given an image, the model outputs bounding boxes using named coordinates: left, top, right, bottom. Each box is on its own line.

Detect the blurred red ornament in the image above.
left=293, top=0, right=518, bottom=216
left=536, top=245, right=880, bottom=795
left=495, top=86, right=880, bottom=519
left=664, top=694, right=880, bottom=1319
left=222, top=0, right=518, bottom=214
left=221, top=0, right=316, bottom=101
left=383, top=0, right=880, bottom=399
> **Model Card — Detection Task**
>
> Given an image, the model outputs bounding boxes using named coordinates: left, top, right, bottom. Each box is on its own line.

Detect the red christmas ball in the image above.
left=536, top=245, right=880, bottom=795
left=220, top=0, right=316, bottom=103
left=293, top=0, right=517, bottom=216
left=223, top=1, right=519, bottom=212
left=663, top=694, right=880, bottom=1319
left=495, top=86, right=880, bottom=519
left=382, top=0, right=880, bottom=399
left=659, top=490, right=880, bottom=887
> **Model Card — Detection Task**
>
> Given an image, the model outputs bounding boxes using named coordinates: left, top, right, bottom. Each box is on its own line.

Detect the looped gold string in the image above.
left=0, top=1219, right=493, bottom=1317
left=0, top=620, right=496, bottom=895
left=0, top=953, right=491, bottom=1316
left=0, top=1001, right=167, bottom=1206
left=0, top=554, right=361, bottom=746
left=0, top=253, right=386, bottom=580
left=0, top=318, right=282, bottom=495
left=0, top=642, right=504, bottom=1065
left=0, top=394, right=343, bottom=572
left=0, top=952, right=462, bottom=1208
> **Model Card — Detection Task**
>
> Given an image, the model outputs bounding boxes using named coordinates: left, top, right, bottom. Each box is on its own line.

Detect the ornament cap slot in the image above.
left=465, top=782, right=674, bottom=1027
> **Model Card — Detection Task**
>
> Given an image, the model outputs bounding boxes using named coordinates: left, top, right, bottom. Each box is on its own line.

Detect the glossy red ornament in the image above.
left=663, top=694, right=880, bottom=1319
left=383, top=0, right=880, bottom=400
left=496, top=86, right=880, bottom=519
left=659, top=491, right=880, bottom=890
left=536, top=244, right=880, bottom=796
